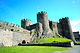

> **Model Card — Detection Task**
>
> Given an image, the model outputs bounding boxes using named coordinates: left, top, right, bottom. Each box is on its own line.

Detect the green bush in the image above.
left=76, top=41, right=80, bottom=44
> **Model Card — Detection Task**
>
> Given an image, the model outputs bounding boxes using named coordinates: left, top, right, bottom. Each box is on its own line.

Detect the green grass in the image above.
left=0, top=46, right=69, bottom=53
left=76, top=41, right=80, bottom=44
left=38, top=37, right=72, bottom=43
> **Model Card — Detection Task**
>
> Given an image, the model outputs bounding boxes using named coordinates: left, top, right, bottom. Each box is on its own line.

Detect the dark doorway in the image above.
left=22, top=40, right=26, bottom=44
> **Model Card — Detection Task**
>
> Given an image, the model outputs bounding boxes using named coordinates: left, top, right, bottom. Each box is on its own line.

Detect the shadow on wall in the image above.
left=0, top=43, right=4, bottom=47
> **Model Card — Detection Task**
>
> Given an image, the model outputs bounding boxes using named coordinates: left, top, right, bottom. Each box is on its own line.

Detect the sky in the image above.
left=0, top=0, right=80, bottom=33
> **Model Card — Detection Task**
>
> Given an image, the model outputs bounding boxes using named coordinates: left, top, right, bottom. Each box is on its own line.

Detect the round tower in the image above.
left=59, top=17, right=75, bottom=43
left=37, top=11, right=50, bottom=35
left=65, top=17, right=75, bottom=43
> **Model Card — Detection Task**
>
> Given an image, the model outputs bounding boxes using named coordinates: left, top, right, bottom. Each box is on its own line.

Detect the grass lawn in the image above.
left=38, top=37, right=72, bottom=43
left=76, top=41, right=80, bottom=44
left=0, top=46, right=69, bottom=53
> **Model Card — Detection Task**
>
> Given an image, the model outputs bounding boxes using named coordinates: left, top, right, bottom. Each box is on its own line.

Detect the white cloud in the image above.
left=70, top=19, right=80, bottom=33
left=70, top=19, right=80, bottom=25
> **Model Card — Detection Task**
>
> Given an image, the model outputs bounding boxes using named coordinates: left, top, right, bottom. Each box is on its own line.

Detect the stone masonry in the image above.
left=0, top=29, right=31, bottom=46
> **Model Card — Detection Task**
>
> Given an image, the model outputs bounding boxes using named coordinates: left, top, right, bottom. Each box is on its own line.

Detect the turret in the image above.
left=21, top=18, right=32, bottom=29
left=59, top=17, right=75, bottom=43
left=37, top=11, right=50, bottom=35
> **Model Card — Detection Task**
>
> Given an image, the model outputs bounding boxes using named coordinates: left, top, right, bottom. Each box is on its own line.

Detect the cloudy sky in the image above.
left=0, top=0, right=80, bottom=33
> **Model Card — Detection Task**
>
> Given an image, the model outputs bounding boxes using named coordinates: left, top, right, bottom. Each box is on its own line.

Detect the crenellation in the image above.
left=11, top=24, right=13, bottom=27
left=0, top=20, right=3, bottom=23
left=13, top=24, right=16, bottom=27
left=41, top=11, right=44, bottom=13
left=16, top=24, right=19, bottom=27
left=7, top=22, right=10, bottom=25
left=44, top=11, right=47, bottom=13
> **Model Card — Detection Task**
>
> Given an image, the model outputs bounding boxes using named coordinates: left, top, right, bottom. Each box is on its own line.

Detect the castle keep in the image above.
left=0, top=11, right=76, bottom=46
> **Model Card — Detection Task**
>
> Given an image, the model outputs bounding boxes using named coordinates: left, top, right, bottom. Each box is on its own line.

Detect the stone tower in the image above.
left=59, top=17, right=75, bottom=43
left=21, top=19, right=31, bottom=29
left=36, top=22, right=43, bottom=38
left=37, top=11, right=50, bottom=35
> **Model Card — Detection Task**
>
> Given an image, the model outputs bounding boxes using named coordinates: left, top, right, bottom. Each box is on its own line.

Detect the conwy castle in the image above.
left=0, top=11, right=80, bottom=46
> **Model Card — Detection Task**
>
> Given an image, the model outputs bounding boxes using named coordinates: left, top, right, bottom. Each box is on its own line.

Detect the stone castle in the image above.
left=0, top=11, right=76, bottom=46
left=21, top=11, right=75, bottom=42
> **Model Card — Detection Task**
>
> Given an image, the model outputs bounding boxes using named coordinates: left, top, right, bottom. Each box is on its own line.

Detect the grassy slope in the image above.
left=76, top=41, right=80, bottom=44
left=0, top=46, right=69, bottom=53
left=38, top=37, right=72, bottom=43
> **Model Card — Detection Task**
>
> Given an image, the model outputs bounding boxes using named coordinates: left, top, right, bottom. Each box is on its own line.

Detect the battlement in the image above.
left=4, top=22, right=7, bottom=24
left=60, top=17, right=69, bottom=20
left=21, top=18, right=32, bottom=28
left=59, top=17, right=69, bottom=23
left=37, top=11, right=48, bottom=16
left=0, top=20, right=20, bottom=28
left=21, top=19, right=25, bottom=22
left=7, top=22, right=10, bottom=25
left=0, top=20, right=3, bottom=23
left=21, top=19, right=31, bottom=22
left=65, top=17, right=69, bottom=19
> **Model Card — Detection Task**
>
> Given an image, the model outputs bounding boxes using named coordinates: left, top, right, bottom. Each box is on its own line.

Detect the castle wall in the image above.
left=57, top=23, right=63, bottom=36
left=26, top=23, right=37, bottom=30
left=73, top=32, right=80, bottom=41
left=0, top=30, right=13, bottom=46
left=36, top=22, right=43, bottom=38
left=12, top=32, right=31, bottom=46
left=49, top=21, right=58, bottom=34
left=52, top=22, right=58, bottom=33
left=0, top=29, right=31, bottom=46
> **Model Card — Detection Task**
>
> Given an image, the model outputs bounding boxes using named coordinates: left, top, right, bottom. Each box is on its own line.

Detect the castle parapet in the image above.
left=37, top=11, right=48, bottom=18
left=11, top=24, right=13, bottom=27
left=4, top=22, right=7, bottom=24
left=0, top=20, right=3, bottom=23
left=16, top=24, right=20, bottom=27
left=7, top=22, right=10, bottom=25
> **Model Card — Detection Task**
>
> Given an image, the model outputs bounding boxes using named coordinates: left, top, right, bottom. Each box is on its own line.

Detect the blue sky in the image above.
left=0, top=0, right=80, bottom=32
